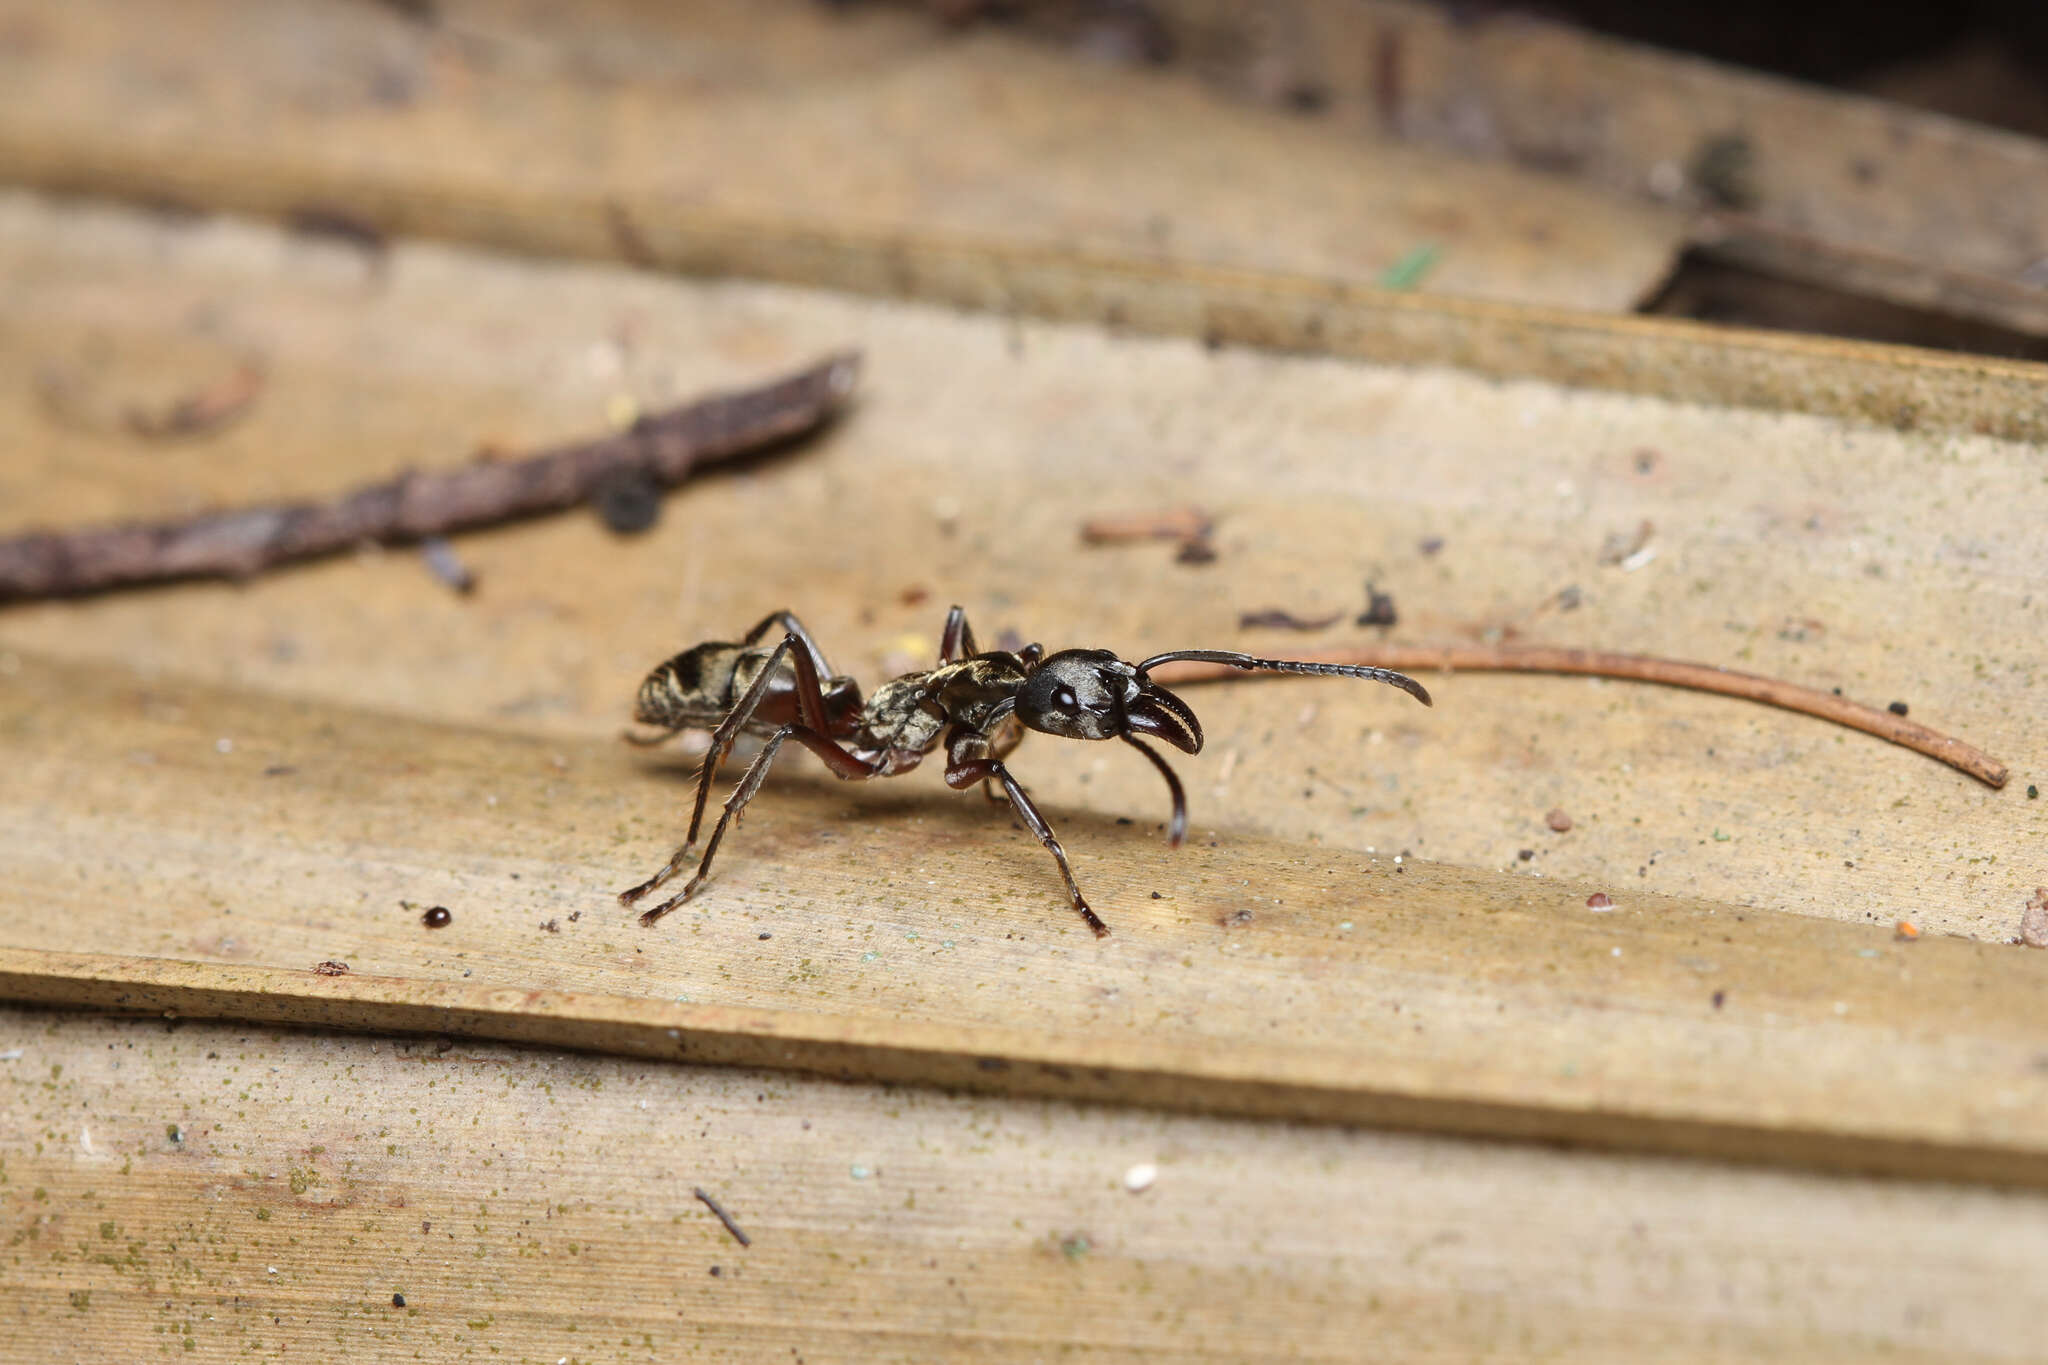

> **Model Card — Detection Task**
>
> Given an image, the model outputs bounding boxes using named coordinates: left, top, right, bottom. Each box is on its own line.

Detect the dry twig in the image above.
left=1079, top=505, right=1213, bottom=546
left=1153, top=641, right=2009, bottom=788
left=0, top=352, right=861, bottom=602
left=693, top=1187, right=751, bottom=1247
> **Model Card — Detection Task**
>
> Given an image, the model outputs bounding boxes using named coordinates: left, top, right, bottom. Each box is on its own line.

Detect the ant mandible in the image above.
left=618, top=606, right=1431, bottom=936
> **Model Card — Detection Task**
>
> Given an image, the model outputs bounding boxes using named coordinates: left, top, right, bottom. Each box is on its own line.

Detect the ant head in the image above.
left=1015, top=649, right=1203, bottom=753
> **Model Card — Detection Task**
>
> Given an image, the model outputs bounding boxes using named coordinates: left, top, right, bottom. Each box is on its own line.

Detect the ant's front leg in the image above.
left=946, top=735, right=1109, bottom=938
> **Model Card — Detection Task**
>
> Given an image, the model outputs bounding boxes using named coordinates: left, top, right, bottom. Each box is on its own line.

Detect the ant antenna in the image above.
left=1133, top=650, right=1433, bottom=707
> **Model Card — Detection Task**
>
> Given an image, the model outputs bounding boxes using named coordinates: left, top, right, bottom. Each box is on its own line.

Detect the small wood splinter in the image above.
left=693, top=1187, right=751, bottom=1247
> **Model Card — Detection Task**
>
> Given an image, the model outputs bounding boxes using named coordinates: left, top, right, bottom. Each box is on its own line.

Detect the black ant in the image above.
left=618, top=606, right=1431, bottom=936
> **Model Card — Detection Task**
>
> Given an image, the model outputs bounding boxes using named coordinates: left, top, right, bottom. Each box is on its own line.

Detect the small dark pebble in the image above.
left=2028, top=785, right=2039, bottom=799
left=1281, top=81, right=1330, bottom=113
left=592, top=465, right=662, bottom=534
left=709, top=1265, right=722, bottom=1277
left=1887, top=700, right=1909, bottom=716
left=1116, top=816, right=1133, bottom=825
left=1417, top=536, right=1445, bottom=556
left=421, top=906, right=452, bottom=928
left=758, top=932, right=772, bottom=940
left=262, top=764, right=297, bottom=777
left=1711, top=990, right=1726, bottom=1009
left=1356, top=584, right=1398, bottom=628
left=1150, top=891, right=1163, bottom=899
left=540, top=918, right=560, bottom=933
left=1517, top=849, right=1535, bottom=861
left=1174, top=536, right=1218, bottom=565
left=392, top=1293, right=406, bottom=1308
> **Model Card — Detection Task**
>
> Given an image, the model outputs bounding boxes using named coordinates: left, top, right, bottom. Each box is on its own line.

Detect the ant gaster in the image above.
left=618, top=607, right=1431, bottom=937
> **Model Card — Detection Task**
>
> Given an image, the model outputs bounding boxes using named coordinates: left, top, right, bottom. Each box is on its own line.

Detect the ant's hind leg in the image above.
left=638, top=723, right=882, bottom=924
left=621, top=636, right=800, bottom=910
left=636, top=728, right=794, bottom=924
left=620, top=724, right=684, bottom=748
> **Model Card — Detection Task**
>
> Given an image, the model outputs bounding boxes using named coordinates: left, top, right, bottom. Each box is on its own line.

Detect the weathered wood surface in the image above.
left=5, top=649, right=2047, bottom=1188
left=9, top=0, right=2048, bottom=440
left=9, top=1008, right=2045, bottom=1363
left=1115, top=0, right=2048, bottom=326
left=1, top=194, right=2042, bottom=944
left=2, top=6, right=2047, bottom=1355
left=0, top=0, right=1684, bottom=313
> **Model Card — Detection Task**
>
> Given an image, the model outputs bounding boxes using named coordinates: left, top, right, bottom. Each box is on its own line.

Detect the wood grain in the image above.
left=5, top=649, right=2046, bottom=1188
left=0, top=0, right=1682, bottom=313
left=10, top=1006, right=2044, bottom=1363
left=9, top=0, right=2048, bottom=439
left=2, top=193, right=2042, bottom=945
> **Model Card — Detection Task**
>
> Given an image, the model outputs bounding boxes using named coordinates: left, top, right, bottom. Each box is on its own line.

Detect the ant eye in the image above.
left=1055, top=688, right=1077, bottom=710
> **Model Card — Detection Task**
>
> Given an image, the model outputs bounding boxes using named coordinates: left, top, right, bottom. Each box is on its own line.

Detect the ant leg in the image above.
left=938, top=605, right=980, bottom=663
left=682, top=629, right=842, bottom=848
left=979, top=713, right=1025, bottom=803
left=741, top=610, right=835, bottom=679
left=624, top=636, right=854, bottom=911
left=638, top=723, right=882, bottom=924
left=946, top=756, right=1109, bottom=937
left=624, top=636, right=800, bottom=908
left=1120, top=734, right=1188, bottom=847
left=621, top=724, right=684, bottom=748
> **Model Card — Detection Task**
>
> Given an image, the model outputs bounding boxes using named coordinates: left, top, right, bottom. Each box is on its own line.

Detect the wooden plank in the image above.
left=9, top=1008, right=2043, bottom=1363
left=1, top=194, right=2042, bottom=949
left=7, top=1, right=2048, bottom=438
left=4, top=650, right=2046, bottom=1187
left=1125, top=0, right=2048, bottom=325
left=0, top=0, right=1684, bottom=314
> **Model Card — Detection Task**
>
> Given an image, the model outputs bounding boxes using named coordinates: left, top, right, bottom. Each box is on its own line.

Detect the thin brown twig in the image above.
left=1078, top=505, right=1213, bottom=545
left=1151, top=641, right=2009, bottom=789
left=0, top=352, right=861, bottom=602
left=693, top=1187, right=751, bottom=1247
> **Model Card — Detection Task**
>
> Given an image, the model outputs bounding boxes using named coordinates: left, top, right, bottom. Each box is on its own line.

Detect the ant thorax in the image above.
left=853, top=654, right=1030, bottom=757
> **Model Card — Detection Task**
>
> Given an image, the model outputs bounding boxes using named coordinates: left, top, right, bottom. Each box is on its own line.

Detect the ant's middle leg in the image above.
left=635, top=723, right=882, bottom=924
left=938, top=605, right=980, bottom=663
left=740, top=610, right=835, bottom=679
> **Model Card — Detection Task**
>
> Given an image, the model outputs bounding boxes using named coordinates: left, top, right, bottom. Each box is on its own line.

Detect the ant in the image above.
left=618, top=606, right=1431, bottom=936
